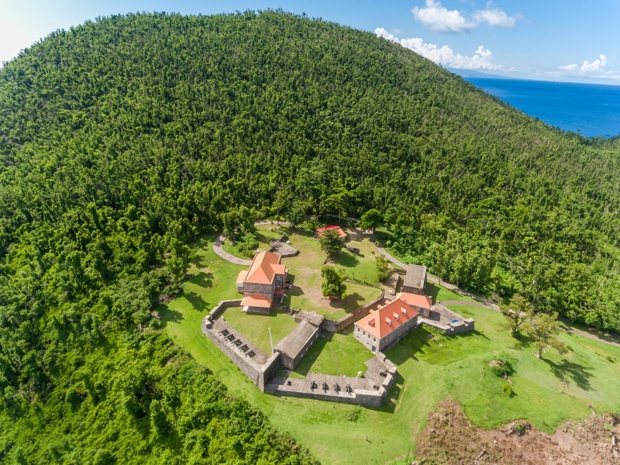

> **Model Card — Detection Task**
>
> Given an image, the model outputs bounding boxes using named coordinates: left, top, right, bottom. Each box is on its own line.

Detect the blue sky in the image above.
left=1, top=1, right=619, bottom=84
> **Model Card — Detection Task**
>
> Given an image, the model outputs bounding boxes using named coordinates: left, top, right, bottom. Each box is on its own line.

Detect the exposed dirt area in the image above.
left=416, top=400, right=620, bottom=465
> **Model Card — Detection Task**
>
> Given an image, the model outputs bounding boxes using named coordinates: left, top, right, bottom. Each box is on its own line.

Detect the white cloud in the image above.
left=559, top=54, right=608, bottom=73
left=581, top=54, right=607, bottom=72
left=473, top=8, right=517, bottom=28
left=376, top=27, right=503, bottom=70
left=412, top=0, right=518, bottom=33
left=412, top=0, right=473, bottom=32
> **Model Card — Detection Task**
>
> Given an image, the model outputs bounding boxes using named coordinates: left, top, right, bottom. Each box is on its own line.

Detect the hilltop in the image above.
left=1, top=10, right=620, bottom=464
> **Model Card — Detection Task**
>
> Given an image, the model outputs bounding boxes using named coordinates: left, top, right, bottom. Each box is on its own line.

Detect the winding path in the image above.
left=213, top=235, right=252, bottom=266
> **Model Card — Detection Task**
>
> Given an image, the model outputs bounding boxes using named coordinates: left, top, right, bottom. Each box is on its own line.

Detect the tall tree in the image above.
left=501, top=294, right=534, bottom=337
left=318, top=229, right=343, bottom=259
left=523, top=312, right=568, bottom=360
left=321, top=265, right=347, bottom=299
left=360, top=209, right=383, bottom=233
left=375, top=254, right=391, bottom=281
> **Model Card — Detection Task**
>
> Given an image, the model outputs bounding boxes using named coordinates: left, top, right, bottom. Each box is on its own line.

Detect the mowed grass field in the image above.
left=292, top=328, right=373, bottom=378
left=220, top=306, right=299, bottom=355
left=161, top=235, right=620, bottom=465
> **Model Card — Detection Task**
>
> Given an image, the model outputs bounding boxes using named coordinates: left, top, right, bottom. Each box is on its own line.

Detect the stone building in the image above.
left=275, top=319, right=323, bottom=369
left=236, top=251, right=288, bottom=314
left=397, top=291, right=433, bottom=318
left=354, top=292, right=431, bottom=352
left=402, top=264, right=427, bottom=295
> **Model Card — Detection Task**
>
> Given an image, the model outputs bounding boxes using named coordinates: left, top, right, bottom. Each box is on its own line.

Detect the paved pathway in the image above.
left=212, top=235, right=252, bottom=266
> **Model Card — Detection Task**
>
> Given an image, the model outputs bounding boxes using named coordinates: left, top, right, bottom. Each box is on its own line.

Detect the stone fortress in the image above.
left=203, top=230, right=474, bottom=407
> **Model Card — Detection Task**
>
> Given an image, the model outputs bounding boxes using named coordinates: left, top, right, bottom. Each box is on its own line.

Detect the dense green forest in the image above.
left=1, top=10, right=620, bottom=463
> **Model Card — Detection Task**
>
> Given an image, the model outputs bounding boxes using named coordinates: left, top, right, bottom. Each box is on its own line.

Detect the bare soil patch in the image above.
left=416, top=400, right=620, bottom=464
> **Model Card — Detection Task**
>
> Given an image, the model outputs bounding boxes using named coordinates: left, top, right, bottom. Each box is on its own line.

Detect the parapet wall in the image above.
left=202, top=300, right=282, bottom=391
left=207, top=299, right=243, bottom=321
left=265, top=352, right=396, bottom=408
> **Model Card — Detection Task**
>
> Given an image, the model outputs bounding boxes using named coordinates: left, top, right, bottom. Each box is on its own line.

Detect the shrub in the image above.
left=490, top=357, right=515, bottom=377
left=238, top=233, right=259, bottom=257
left=502, top=383, right=514, bottom=397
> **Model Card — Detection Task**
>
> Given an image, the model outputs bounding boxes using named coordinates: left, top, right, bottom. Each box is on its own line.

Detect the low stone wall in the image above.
left=259, top=353, right=282, bottom=391
left=202, top=300, right=282, bottom=392
left=420, top=304, right=475, bottom=335
left=265, top=353, right=396, bottom=407
left=206, top=299, right=243, bottom=321
left=323, top=291, right=385, bottom=333
left=202, top=317, right=265, bottom=387
left=445, top=318, right=475, bottom=335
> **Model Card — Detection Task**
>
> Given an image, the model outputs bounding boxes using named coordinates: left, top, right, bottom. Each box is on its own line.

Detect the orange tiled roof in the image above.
left=236, top=270, right=248, bottom=284
left=397, top=292, right=432, bottom=309
left=244, top=251, right=285, bottom=285
left=241, top=294, right=272, bottom=308
left=356, top=298, right=419, bottom=339
left=316, top=225, right=347, bottom=239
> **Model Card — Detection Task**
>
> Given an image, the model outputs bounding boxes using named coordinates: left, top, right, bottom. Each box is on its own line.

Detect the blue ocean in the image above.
left=465, top=78, right=620, bottom=138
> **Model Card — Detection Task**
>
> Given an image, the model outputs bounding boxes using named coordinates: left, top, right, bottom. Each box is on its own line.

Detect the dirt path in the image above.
left=212, top=235, right=252, bottom=266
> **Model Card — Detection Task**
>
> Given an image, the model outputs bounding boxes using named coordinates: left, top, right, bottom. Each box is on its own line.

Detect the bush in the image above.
left=238, top=233, right=260, bottom=257
left=490, top=357, right=515, bottom=377
left=502, top=383, right=514, bottom=397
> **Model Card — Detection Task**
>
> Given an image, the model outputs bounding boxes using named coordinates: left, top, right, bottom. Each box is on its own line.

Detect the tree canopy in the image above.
left=0, top=9, right=619, bottom=461
left=318, top=229, right=344, bottom=258
left=321, top=266, right=347, bottom=299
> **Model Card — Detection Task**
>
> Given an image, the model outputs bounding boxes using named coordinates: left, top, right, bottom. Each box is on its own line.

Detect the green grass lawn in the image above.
left=291, top=329, right=373, bottom=378
left=279, top=228, right=382, bottom=319
left=161, top=235, right=620, bottom=465
left=430, top=282, right=476, bottom=303
left=220, top=307, right=299, bottom=355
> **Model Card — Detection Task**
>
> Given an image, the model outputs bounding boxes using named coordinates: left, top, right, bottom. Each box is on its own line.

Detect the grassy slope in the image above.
left=161, top=236, right=620, bottom=465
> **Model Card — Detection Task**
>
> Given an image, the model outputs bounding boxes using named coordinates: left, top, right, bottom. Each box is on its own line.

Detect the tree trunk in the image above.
left=537, top=347, right=543, bottom=359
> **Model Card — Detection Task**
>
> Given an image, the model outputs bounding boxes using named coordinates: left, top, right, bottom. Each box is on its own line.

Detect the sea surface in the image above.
left=465, top=77, right=620, bottom=138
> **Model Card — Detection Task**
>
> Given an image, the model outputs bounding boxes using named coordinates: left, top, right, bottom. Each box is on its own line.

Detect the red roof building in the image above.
left=236, top=251, right=288, bottom=314
left=354, top=292, right=430, bottom=352
left=315, top=225, right=347, bottom=240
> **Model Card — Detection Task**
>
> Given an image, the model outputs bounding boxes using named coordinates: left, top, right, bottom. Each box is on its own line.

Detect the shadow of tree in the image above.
left=157, top=304, right=184, bottom=326
left=513, top=333, right=535, bottom=351
left=185, top=291, right=209, bottom=312
left=189, top=271, right=213, bottom=289
left=333, top=250, right=360, bottom=268
left=330, top=292, right=365, bottom=312
left=544, top=358, right=593, bottom=391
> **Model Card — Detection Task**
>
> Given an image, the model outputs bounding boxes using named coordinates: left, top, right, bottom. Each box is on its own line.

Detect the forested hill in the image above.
left=1, top=9, right=620, bottom=463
